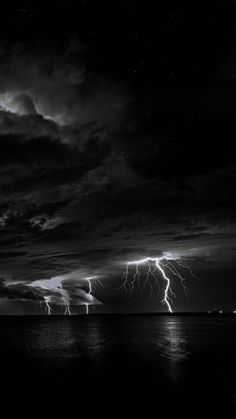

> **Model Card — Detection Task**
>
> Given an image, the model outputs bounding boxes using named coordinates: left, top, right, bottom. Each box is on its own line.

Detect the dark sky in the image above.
left=0, top=1, right=236, bottom=314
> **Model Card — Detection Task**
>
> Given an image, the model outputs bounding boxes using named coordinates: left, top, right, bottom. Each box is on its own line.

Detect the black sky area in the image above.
left=0, top=1, right=236, bottom=314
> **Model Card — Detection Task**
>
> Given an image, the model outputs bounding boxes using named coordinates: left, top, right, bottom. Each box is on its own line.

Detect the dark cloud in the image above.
left=0, top=278, right=43, bottom=301
left=0, top=4, right=236, bottom=313
left=0, top=111, right=58, bottom=138
left=0, top=42, right=130, bottom=147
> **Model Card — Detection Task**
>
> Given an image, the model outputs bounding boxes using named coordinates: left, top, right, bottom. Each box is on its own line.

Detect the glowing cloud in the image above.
left=0, top=92, right=36, bottom=115
left=29, top=272, right=103, bottom=315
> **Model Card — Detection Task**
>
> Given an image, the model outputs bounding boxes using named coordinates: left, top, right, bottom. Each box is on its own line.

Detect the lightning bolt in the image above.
left=30, top=276, right=73, bottom=315
left=84, top=276, right=96, bottom=315
left=64, top=304, right=72, bottom=315
left=30, top=272, right=104, bottom=315
left=120, top=255, right=192, bottom=312
left=44, top=297, right=52, bottom=315
left=59, top=284, right=72, bottom=315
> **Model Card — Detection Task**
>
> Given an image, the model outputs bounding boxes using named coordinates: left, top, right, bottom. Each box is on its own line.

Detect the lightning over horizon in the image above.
left=120, top=255, right=192, bottom=312
left=26, top=256, right=193, bottom=315
left=44, top=297, right=52, bottom=315
left=83, top=276, right=102, bottom=315
left=30, top=276, right=73, bottom=315
left=60, top=284, right=72, bottom=315
left=28, top=273, right=103, bottom=315
left=85, top=277, right=92, bottom=315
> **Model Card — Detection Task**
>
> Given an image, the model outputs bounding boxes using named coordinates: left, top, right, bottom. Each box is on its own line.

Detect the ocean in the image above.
left=0, top=315, right=235, bottom=418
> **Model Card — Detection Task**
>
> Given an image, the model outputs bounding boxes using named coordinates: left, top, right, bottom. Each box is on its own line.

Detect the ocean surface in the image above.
left=0, top=315, right=236, bottom=418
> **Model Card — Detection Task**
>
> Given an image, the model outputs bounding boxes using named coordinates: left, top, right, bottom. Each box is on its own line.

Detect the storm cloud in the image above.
left=0, top=4, right=236, bottom=313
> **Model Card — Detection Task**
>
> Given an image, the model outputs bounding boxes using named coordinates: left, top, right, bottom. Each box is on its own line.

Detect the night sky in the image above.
left=0, top=1, right=236, bottom=314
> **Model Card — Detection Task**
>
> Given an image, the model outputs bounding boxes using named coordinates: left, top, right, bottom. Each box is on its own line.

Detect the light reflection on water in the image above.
left=22, top=317, right=190, bottom=381
left=157, top=318, right=189, bottom=361
left=154, top=318, right=190, bottom=381
left=10, top=316, right=236, bottom=377
left=27, top=318, right=106, bottom=361
left=1, top=316, right=236, bottom=418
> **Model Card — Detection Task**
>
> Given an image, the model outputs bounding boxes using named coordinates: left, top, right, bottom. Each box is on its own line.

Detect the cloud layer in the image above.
left=0, top=40, right=236, bottom=313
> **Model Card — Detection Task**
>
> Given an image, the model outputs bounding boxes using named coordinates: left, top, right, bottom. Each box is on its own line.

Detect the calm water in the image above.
left=0, top=315, right=236, bottom=418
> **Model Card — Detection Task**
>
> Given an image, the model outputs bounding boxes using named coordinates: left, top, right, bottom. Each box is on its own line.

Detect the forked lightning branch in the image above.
left=120, top=255, right=192, bottom=312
